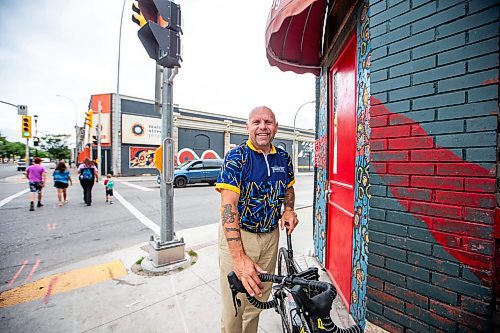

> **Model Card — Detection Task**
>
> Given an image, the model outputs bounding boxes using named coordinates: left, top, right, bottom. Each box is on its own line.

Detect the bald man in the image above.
left=216, top=106, right=299, bottom=332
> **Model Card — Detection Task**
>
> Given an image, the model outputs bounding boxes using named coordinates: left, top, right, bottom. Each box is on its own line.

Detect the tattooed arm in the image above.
left=220, top=189, right=265, bottom=297
left=280, top=186, right=299, bottom=235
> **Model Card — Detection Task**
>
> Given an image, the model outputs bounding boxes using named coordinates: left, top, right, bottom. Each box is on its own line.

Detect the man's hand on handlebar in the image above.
left=281, top=210, right=299, bottom=235
left=233, top=254, right=266, bottom=297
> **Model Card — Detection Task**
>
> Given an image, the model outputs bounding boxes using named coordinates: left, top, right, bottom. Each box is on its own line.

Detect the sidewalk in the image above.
left=2, top=205, right=381, bottom=332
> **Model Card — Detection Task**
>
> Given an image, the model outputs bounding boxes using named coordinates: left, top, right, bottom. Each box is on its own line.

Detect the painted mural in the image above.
left=177, top=148, right=221, bottom=165
left=129, top=147, right=222, bottom=169
left=313, top=63, right=329, bottom=264
left=350, top=1, right=370, bottom=326
left=129, top=147, right=156, bottom=168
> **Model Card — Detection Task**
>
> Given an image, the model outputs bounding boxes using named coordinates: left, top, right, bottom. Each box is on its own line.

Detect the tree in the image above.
left=0, top=132, right=27, bottom=161
left=40, top=134, right=71, bottom=161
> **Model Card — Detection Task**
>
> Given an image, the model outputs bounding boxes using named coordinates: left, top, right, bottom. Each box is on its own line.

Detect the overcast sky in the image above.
left=0, top=0, right=316, bottom=146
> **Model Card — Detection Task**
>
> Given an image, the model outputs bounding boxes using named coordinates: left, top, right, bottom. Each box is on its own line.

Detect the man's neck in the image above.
left=248, top=139, right=272, bottom=154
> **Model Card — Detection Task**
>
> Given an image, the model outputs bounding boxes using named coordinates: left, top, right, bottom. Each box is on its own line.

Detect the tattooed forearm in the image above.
left=284, top=187, right=295, bottom=210
left=222, top=204, right=236, bottom=225
left=221, top=203, right=241, bottom=243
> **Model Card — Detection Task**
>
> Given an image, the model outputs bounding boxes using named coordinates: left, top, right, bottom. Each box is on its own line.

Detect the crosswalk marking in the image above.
left=122, top=182, right=154, bottom=192
left=0, top=189, right=29, bottom=208
left=113, top=190, right=160, bottom=235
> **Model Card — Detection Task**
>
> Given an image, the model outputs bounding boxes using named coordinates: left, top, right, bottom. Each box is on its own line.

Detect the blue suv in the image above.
left=173, top=159, right=223, bottom=188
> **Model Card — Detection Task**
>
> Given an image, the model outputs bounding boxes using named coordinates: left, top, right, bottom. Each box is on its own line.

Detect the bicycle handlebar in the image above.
left=228, top=272, right=335, bottom=315
left=228, top=272, right=363, bottom=333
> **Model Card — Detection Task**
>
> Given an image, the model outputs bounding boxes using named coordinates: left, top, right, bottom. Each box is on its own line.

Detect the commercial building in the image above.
left=77, top=93, right=315, bottom=176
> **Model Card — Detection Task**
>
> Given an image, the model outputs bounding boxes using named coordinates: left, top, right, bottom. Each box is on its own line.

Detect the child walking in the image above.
left=53, top=161, right=72, bottom=206
left=104, top=174, right=114, bottom=204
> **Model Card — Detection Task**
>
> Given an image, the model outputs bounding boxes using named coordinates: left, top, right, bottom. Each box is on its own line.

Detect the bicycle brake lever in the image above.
left=227, top=272, right=245, bottom=317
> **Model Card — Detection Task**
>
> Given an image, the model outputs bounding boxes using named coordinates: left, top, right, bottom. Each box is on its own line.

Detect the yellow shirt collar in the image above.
left=247, top=139, right=276, bottom=154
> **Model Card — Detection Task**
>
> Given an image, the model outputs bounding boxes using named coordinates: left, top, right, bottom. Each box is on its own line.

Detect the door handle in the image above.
left=325, top=189, right=332, bottom=201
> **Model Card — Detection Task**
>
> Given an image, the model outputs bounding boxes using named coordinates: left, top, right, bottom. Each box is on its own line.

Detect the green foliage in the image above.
left=0, top=132, right=27, bottom=159
left=135, top=256, right=145, bottom=265
left=40, top=134, right=71, bottom=161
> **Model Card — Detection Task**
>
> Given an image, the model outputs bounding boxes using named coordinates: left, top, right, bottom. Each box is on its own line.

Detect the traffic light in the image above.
left=132, top=1, right=147, bottom=27
left=21, top=116, right=32, bottom=138
left=85, top=110, right=93, bottom=127
left=136, top=0, right=182, bottom=68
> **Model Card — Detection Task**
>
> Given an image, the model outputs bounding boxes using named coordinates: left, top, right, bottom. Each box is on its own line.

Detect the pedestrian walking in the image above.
left=78, top=158, right=98, bottom=206
left=103, top=174, right=114, bottom=204
left=215, top=106, right=298, bottom=332
left=25, top=157, right=47, bottom=211
left=53, top=161, right=72, bottom=206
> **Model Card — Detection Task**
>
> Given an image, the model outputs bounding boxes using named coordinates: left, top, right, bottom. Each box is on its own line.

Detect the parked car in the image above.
left=173, top=159, right=223, bottom=188
left=41, top=158, right=56, bottom=169
left=17, top=159, right=27, bottom=171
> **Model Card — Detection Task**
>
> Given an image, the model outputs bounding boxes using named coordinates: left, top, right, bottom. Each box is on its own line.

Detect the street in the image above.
left=0, top=164, right=313, bottom=295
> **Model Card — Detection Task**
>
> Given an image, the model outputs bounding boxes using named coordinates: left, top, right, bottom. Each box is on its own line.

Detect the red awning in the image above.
left=265, top=0, right=327, bottom=75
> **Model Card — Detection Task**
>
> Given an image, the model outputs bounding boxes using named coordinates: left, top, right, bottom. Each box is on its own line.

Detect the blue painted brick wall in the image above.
left=367, top=0, right=499, bottom=331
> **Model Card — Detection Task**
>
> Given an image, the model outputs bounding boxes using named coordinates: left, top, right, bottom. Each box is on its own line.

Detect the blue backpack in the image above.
left=80, top=168, right=94, bottom=181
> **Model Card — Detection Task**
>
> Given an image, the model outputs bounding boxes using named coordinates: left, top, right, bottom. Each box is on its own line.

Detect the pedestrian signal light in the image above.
left=132, top=1, right=147, bottom=27
left=136, top=0, right=182, bottom=68
left=21, top=116, right=32, bottom=138
left=85, top=110, right=93, bottom=127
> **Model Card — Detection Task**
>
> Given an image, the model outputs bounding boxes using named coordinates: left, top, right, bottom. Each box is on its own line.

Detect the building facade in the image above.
left=266, top=0, right=499, bottom=331
left=77, top=94, right=315, bottom=176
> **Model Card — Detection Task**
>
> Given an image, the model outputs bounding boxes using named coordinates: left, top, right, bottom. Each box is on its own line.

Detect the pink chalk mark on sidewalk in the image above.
left=7, top=259, right=28, bottom=287
left=43, top=276, right=59, bottom=305
left=24, top=259, right=41, bottom=283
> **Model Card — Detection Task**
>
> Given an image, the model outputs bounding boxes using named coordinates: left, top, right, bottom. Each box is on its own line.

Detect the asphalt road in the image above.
left=0, top=168, right=313, bottom=293
left=0, top=163, right=17, bottom=179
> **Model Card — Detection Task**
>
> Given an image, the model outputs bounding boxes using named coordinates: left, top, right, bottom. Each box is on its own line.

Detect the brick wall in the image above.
left=367, top=0, right=498, bottom=331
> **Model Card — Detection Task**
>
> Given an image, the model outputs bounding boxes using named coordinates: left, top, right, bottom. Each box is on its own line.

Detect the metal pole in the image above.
left=160, top=67, right=175, bottom=243
left=293, top=101, right=314, bottom=174
left=34, top=116, right=38, bottom=157
left=25, top=138, right=29, bottom=164
left=97, top=101, right=102, bottom=176
left=155, top=64, right=163, bottom=114
left=116, top=0, right=126, bottom=95
left=75, top=124, right=79, bottom=166
left=88, top=123, right=93, bottom=161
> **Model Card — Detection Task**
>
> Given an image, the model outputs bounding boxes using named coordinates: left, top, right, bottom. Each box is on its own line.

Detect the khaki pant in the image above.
left=219, top=225, right=279, bottom=333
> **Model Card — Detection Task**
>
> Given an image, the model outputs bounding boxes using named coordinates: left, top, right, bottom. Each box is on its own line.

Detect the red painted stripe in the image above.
left=24, top=259, right=41, bottom=282
left=7, top=259, right=28, bottom=287
left=43, top=276, right=59, bottom=305
left=371, top=97, right=496, bottom=283
left=494, top=208, right=500, bottom=239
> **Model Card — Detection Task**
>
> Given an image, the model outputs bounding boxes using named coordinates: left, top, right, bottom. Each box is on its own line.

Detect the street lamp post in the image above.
left=292, top=101, right=315, bottom=174
left=111, top=0, right=127, bottom=177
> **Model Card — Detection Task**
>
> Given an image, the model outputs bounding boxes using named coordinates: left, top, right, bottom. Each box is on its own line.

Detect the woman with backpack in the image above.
left=53, top=161, right=72, bottom=206
left=78, top=158, right=98, bottom=206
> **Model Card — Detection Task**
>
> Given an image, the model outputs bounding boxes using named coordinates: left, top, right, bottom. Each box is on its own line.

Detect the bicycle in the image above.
left=228, top=230, right=363, bottom=333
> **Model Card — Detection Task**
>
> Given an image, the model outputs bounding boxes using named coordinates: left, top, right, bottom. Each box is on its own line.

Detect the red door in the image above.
left=326, top=34, right=356, bottom=310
